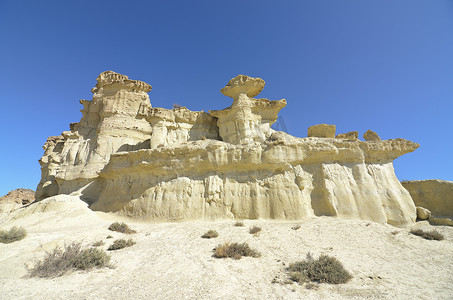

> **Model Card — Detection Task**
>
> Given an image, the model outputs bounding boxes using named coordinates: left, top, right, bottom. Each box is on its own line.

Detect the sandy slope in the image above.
left=0, top=195, right=452, bottom=300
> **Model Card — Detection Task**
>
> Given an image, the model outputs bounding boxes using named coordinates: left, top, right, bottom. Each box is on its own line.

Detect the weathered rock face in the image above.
left=36, top=71, right=420, bottom=226
left=0, top=188, right=35, bottom=214
left=402, top=180, right=453, bottom=218
left=308, top=124, right=336, bottom=138
left=336, top=131, right=358, bottom=140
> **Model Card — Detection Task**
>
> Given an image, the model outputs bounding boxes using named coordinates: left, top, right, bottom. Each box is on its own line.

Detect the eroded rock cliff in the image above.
left=36, top=71, right=419, bottom=226
left=402, top=180, right=453, bottom=218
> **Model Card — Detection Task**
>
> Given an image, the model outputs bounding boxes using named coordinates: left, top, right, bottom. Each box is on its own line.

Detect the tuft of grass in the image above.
left=106, top=235, right=113, bottom=239
left=108, top=222, right=136, bottom=234
left=201, top=230, right=218, bottom=239
left=292, top=225, right=301, bottom=231
left=288, top=253, right=352, bottom=284
left=213, top=242, right=261, bottom=260
left=107, top=239, right=136, bottom=251
left=249, top=226, right=262, bottom=235
left=0, top=226, right=26, bottom=244
left=410, top=229, right=444, bottom=241
left=234, top=221, right=244, bottom=227
left=92, top=240, right=105, bottom=247
left=28, top=242, right=111, bottom=278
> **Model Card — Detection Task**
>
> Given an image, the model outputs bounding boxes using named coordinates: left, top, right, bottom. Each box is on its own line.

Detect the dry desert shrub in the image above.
left=92, top=240, right=105, bottom=247
left=201, top=230, right=218, bottom=239
left=108, top=222, right=136, bottom=234
left=249, top=226, right=262, bottom=235
left=234, top=221, right=244, bottom=227
left=213, top=242, right=261, bottom=260
left=0, top=226, right=26, bottom=244
left=288, top=253, right=352, bottom=284
left=107, top=238, right=136, bottom=251
left=410, top=229, right=444, bottom=241
left=28, top=242, right=111, bottom=278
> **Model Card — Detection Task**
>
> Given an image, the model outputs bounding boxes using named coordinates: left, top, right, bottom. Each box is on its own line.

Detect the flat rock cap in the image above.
left=220, top=75, right=265, bottom=98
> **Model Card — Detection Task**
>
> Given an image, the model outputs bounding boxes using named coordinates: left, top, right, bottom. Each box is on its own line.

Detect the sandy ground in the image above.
left=1, top=195, right=452, bottom=300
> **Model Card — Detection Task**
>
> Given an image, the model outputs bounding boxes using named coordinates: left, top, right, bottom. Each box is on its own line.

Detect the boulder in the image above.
left=416, top=206, right=431, bottom=220
left=335, top=131, right=358, bottom=140
left=36, top=71, right=420, bottom=227
left=364, top=130, right=381, bottom=141
left=307, top=124, right=336, bottom=138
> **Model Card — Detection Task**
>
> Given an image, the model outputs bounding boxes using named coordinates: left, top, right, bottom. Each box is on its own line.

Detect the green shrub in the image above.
left=108, top=222, right=136, bottom=234
left=28, top=242, right=111, bottom=278
left=213, top=242, right=261, bottom=260
left=107, top=238, right=136, bottom=251
left=0, top=226, right=26, bottom=244
left=234, top=221, right=244, bottom=227
left=410, top=229, right=444, bottom=241
left=201, top=230, right=218, bottom=239
left=249, top=226, right=262, bottom=235
left=288, top=253, right=352, bottom=284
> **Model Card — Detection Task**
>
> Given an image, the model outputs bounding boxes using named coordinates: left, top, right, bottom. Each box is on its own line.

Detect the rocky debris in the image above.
left=416, top=206, right=431, bottom=220
left=0, top=189, right=35, bottom=213
left=402, top=180, right=453, bottom=218
left=364, top=130, right=381, bottom=141
left=336, top=131, right=358, bottom=140
left=307, top=124, right=336, bottom=138
left=36, top=71, right=420, bottom=226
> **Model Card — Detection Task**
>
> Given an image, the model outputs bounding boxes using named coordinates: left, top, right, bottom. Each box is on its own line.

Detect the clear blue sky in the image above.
left=0, top=1, right=452, bottom=196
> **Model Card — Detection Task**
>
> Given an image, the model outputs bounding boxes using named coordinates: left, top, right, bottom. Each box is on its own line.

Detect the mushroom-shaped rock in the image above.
left=336, top=131, right=358, bottom=140
left=364, top=130, right=381, bottom=141
left=308, top=124, right=336, bottom=138
left=220, top=75, right=265, bottom=99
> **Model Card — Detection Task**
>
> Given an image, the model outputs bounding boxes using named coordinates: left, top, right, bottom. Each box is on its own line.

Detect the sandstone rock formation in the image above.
left=36, top=71, right=420, bottom=226
left=402, top=180, right=453, bottom=218
left=336, top=131, right=358, bottom=140
left=416, top=206, right=431, bottom=220
left=0, top=188, right=35, bottom=214
left=364, top=130, right=381, bottom=141
left=307, top=124, right=336, bottom=138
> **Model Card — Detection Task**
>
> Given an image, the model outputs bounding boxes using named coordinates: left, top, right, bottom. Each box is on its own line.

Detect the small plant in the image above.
left=213, top=242, right=261, bottom=260
left=410, top=229, right=444, bottom=241
left=201, top=230, right=218, bottom=239
left=28, top=242, right=111, bottom=278
left=249, top=226, right=262, bottom=235
left=0, top=226, right=26, bottom=244
left=108, top=222, right=136, bottom=234
left=107, top=239, right=136, bottom=251
left=106, top=235, right=113, bottom=239
left=288, top=253, right=352, bottom=284
left=292, top=225, right=301, bottom=231
left=92, top=240, right=105, bottom=247
left=234, top=221, right=244, bottom=227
